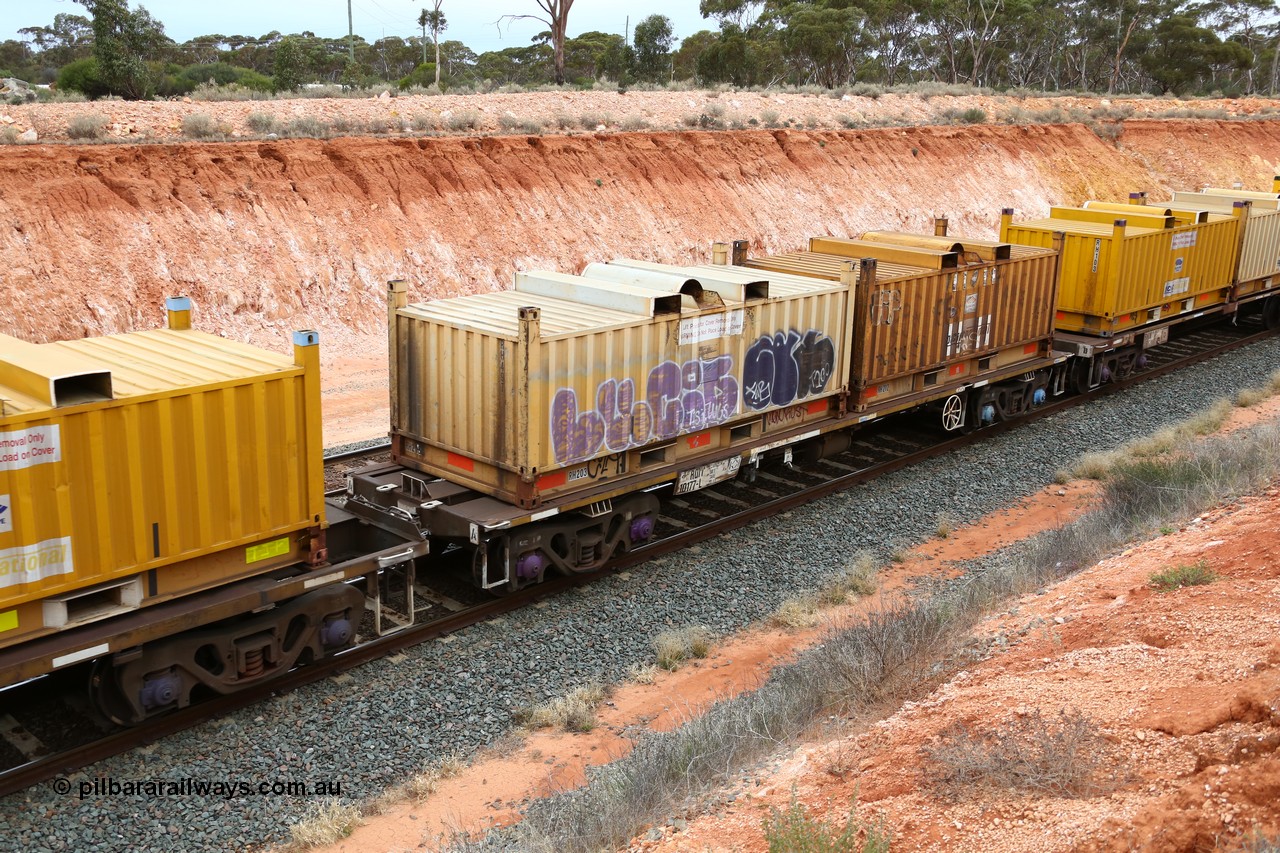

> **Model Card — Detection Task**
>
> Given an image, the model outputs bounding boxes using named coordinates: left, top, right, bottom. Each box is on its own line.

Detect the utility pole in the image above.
left=348, top=0, right=355, bottom=62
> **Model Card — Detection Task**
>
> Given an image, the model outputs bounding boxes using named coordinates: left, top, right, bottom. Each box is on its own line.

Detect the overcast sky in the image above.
left=4, top=0, right=718, bottom=53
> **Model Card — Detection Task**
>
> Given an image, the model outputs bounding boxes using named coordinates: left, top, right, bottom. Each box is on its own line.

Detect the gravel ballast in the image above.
left=5, top=336, right=1280, bottom=852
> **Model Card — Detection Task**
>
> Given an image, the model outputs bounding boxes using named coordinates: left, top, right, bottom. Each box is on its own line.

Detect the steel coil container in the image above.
left=390, top=261, right=850, bottom=507
left=1001, top=206, right=1241, bottom=335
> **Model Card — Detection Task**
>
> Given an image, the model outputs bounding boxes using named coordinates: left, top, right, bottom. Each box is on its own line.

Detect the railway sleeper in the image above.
left=472, top=493, right=660, bottom=593
left=88, top=583, right=364, bottom=725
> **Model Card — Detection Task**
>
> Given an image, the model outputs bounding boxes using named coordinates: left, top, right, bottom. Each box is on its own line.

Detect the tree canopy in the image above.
left=3, top=0, right=1273, bottom=99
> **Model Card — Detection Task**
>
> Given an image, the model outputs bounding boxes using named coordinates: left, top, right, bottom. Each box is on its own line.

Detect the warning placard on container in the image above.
left=0, top=495, right=10, bottom=534
left=0, top=536, right=74, bottom=589
left=1171, top=232, right=1197, bottom=251
left=679, top=310, right=744, bottom=345
left=0, top=425, right=61, bottom=471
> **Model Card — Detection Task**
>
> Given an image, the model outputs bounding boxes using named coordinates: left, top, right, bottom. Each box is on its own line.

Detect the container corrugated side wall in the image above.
left=1238, top=208, right=1280, bottom=284
left=1116, top=218, right=1238, bottom=312
left=531, top=290, right=849, bottom=472
left=1004, top=218, right=1238, bottom=323
left=395, top=314, right=519, bottom=471
left=0, top=372, right=319, bottom=608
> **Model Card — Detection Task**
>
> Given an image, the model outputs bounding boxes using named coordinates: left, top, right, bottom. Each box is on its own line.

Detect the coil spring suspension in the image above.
left=242, top=648, right=265, bottom=678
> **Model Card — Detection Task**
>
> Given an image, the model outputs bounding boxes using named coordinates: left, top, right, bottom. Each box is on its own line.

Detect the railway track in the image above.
left=0, top=312, right=1268, bottom=799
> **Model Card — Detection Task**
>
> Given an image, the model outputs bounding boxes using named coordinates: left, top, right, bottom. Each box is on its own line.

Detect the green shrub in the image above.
left=1148, top=560, right=1217, bottom=591
left=181, top=113, right=223, bottom=139
left=245, top=112, right=277, bottom=133
left=446, top=110, right=480, bottom=131
left=283, top=116, right=327, bottom=138
left=56, top=57, right=109, bottom=99
left=763, top=794, right=891, bottom=853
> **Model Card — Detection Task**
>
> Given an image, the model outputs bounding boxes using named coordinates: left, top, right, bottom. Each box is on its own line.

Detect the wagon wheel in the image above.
left=1264, top=296, right=1280, bottom=330
left=89, top=658, right=138, bottom=726
left=940, top=393, right=966, bottom=432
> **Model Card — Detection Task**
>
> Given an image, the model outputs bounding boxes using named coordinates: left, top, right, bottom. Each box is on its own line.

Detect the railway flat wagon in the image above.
left=0, top=300, right=420, bottom=722
left=739, top=232, right=1063, bottom=432
left=388, top=263, right=850, bottom=510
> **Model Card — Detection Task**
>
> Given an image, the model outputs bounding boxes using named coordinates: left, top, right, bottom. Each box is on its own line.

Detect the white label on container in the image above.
left=1163, top=277, right=1191, bottom=297
left=679, top=309, right=744, bottom=345
left=1171, top=231, right=1197, bottom=250
left=1174, top=257, right=1185, bottom=274
left=0, top=495, right=9, bottom=534
left=0, top=425, right=61, bottom=471
left=0, top=536, right=74, bottom=589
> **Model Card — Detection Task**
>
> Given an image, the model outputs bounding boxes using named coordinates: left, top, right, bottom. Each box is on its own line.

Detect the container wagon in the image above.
left=1000, top=203, right=1243, bottom=390
left=348, top=228, right=1064, bottom=593
left=0, top=300, right=425, bottom=723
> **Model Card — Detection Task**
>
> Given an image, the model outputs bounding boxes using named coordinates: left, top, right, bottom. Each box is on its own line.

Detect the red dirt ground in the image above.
left=306, top=397, right=1280, bottom=853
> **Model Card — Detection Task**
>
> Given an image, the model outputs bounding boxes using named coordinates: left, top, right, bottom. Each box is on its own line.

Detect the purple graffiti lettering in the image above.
left=742, top=330, right=835, bottom=411
left=550, top=354, right=741, bottom=465
left=550, top=388, right=606, bottom=465
left=646, top=361, right=685, bottom=441
left=599, top=378, right=654, bottom=452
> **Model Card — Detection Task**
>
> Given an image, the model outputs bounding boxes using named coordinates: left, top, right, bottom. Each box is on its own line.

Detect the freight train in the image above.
left=3, top=180, right=1279, bottom=725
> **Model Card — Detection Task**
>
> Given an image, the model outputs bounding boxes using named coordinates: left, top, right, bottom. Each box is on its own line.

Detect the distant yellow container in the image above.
left=1001, top=208, right=1241, bottom=335
left=0, top=299, right=324, bottom=641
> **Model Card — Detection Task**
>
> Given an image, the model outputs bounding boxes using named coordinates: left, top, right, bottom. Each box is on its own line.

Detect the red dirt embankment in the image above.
left=3, top=119, right=1280, bottom=442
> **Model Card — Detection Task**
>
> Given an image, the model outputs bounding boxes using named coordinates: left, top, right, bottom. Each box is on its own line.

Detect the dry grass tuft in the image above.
left=288, top=799, right=362, bottom=848
left=925, top=708, right=1108, bottom=797
left=653, top=625, right=714, bottom=670
left=627, top=661, right=659, bottom=684
left=519, top=683, right=607, bottom=732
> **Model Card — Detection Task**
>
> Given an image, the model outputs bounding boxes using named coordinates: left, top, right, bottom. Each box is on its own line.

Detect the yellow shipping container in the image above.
left=1000, top=207, right=1241, bottom=335
left=0, top=298, right=325, bottom=639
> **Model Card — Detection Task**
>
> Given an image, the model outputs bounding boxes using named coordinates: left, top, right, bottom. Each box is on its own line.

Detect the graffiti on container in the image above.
left=869, top=289, right=903, bottom=326
left=551, top=355, right=739, bottom=465
left=742, top=330, right=836, bottom=411
left=943, top=315, right=992, bottom=357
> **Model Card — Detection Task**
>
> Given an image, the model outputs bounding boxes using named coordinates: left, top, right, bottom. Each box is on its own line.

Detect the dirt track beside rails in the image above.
left=3, top=98, right=1280, bottom=448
